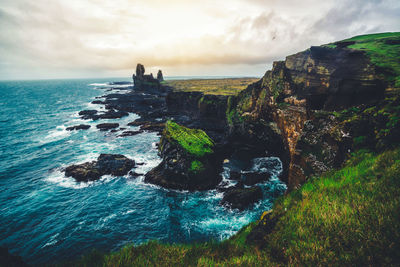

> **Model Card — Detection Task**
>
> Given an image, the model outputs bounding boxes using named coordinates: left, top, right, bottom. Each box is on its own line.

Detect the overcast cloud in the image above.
left=0, top=0, right=399, bottom=80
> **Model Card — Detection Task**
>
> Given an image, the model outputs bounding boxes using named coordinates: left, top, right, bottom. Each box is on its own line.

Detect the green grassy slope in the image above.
left=63, top=148, right=400, bottom=266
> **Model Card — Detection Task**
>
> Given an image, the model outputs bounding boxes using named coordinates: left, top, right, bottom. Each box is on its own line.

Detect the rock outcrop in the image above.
left=65, top=154, right=135, bottom=182
left=132, top=63, right=163, bottom=92
left=144, top=120, right=222, bottom=191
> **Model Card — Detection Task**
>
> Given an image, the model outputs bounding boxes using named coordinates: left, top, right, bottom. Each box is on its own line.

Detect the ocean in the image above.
left=0, top=78, right=286, bottom=264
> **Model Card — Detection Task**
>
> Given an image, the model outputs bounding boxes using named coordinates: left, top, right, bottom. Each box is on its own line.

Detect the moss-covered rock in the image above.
left=145, top=121, right=221, bottom=191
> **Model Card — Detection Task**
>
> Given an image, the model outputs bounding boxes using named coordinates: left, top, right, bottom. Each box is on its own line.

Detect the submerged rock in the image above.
left=80, top=109, right=128, bottom=120
left=65, top=154, right=135, bottom=182
left=96, top=123, right=119, bottom=131
left=145, top=120, right=221, bottom=191
left=220, top=185, right=263, bottom=211
left=66, top=124, right=91, bottom=131
left=118, top=130, right=143, bottom=137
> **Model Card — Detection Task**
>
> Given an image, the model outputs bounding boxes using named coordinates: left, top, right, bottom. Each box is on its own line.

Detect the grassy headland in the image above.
left=164, top=78, right=259, bottom=96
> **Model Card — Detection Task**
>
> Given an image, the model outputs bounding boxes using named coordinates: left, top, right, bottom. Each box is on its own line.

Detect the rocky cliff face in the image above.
left=228, top=43, right=392, bottom=190
left=166, top=92, right=229, bottom=144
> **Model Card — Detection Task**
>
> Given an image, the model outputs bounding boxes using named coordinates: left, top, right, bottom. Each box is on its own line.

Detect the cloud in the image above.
left=0, top=0, right=399, bottom=79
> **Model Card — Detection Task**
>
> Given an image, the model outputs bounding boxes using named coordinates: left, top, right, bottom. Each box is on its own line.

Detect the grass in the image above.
left=163, top=120, right=214, bottom=157
left=164, top=78, right=259, bottom=96
left=266, top=148, right=400, bottom=266
left=63, top=148, right=400, bottom=266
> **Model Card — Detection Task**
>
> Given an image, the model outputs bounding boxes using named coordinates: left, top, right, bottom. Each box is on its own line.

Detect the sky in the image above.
left=0, top=0, right=399, bottom=80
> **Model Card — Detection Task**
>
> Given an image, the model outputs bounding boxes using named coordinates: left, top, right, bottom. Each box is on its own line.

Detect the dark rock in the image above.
left=65, top=161, right=100, bottom=181
left=127, top=120, right=143, bottom=127
left=96, top=123, right=119, bottom=131
left=79, top=110, right=98, bottom=116
left=96, top=110, right=129, bottom=120
left=96, top=154, right=135, bottom=176
left=0, top=247, right=28, bottom=267
left=91, top=100, right=105, bottom=104
left=79, top=110, right=98, bottom=119
left=65, top=154, right=135, bottom=182
left=129, top=171, right=144, bottom=177
left=229, top=170, right=241, bottom=181
left=242, top=172, right=271, bottom=186
left=136, top=63, right=145, bottom=78
left=118, top=130, right=143, bottom=137
left=66, top=124, right=91, bottom=131
left=220, top=186, right=263, bottom=211
left=140, top=122, right=165, bottom=132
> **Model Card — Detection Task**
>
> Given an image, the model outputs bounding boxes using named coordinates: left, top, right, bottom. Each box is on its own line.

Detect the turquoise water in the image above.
left=0, top=78, right=286, bottom=264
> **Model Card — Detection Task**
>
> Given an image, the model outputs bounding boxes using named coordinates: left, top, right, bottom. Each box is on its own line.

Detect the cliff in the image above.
left=228, top=32, right=400, bottom=190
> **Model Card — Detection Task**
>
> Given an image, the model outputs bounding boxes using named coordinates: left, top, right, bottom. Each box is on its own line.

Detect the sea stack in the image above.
left=157, top=70, right=164, bottom=82
left=132, top=63, right=163, bottom=91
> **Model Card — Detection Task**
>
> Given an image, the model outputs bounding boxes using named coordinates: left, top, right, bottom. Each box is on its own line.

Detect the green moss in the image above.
left=164, top=121, right=214, bottom=157
left=189, top=160, right=204, bottom=174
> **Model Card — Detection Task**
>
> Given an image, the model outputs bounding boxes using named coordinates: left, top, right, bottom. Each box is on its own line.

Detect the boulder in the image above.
left=65, top=154, right=135, bottom=182
left=220, top=186, right=263, bottom=211
left=66, top=124, right=91, bottom=131
left=96, top=123, right=119, bottom=131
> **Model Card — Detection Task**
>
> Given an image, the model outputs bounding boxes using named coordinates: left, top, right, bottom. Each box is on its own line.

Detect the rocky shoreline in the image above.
left=62, top=64, right=277, bottom=210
